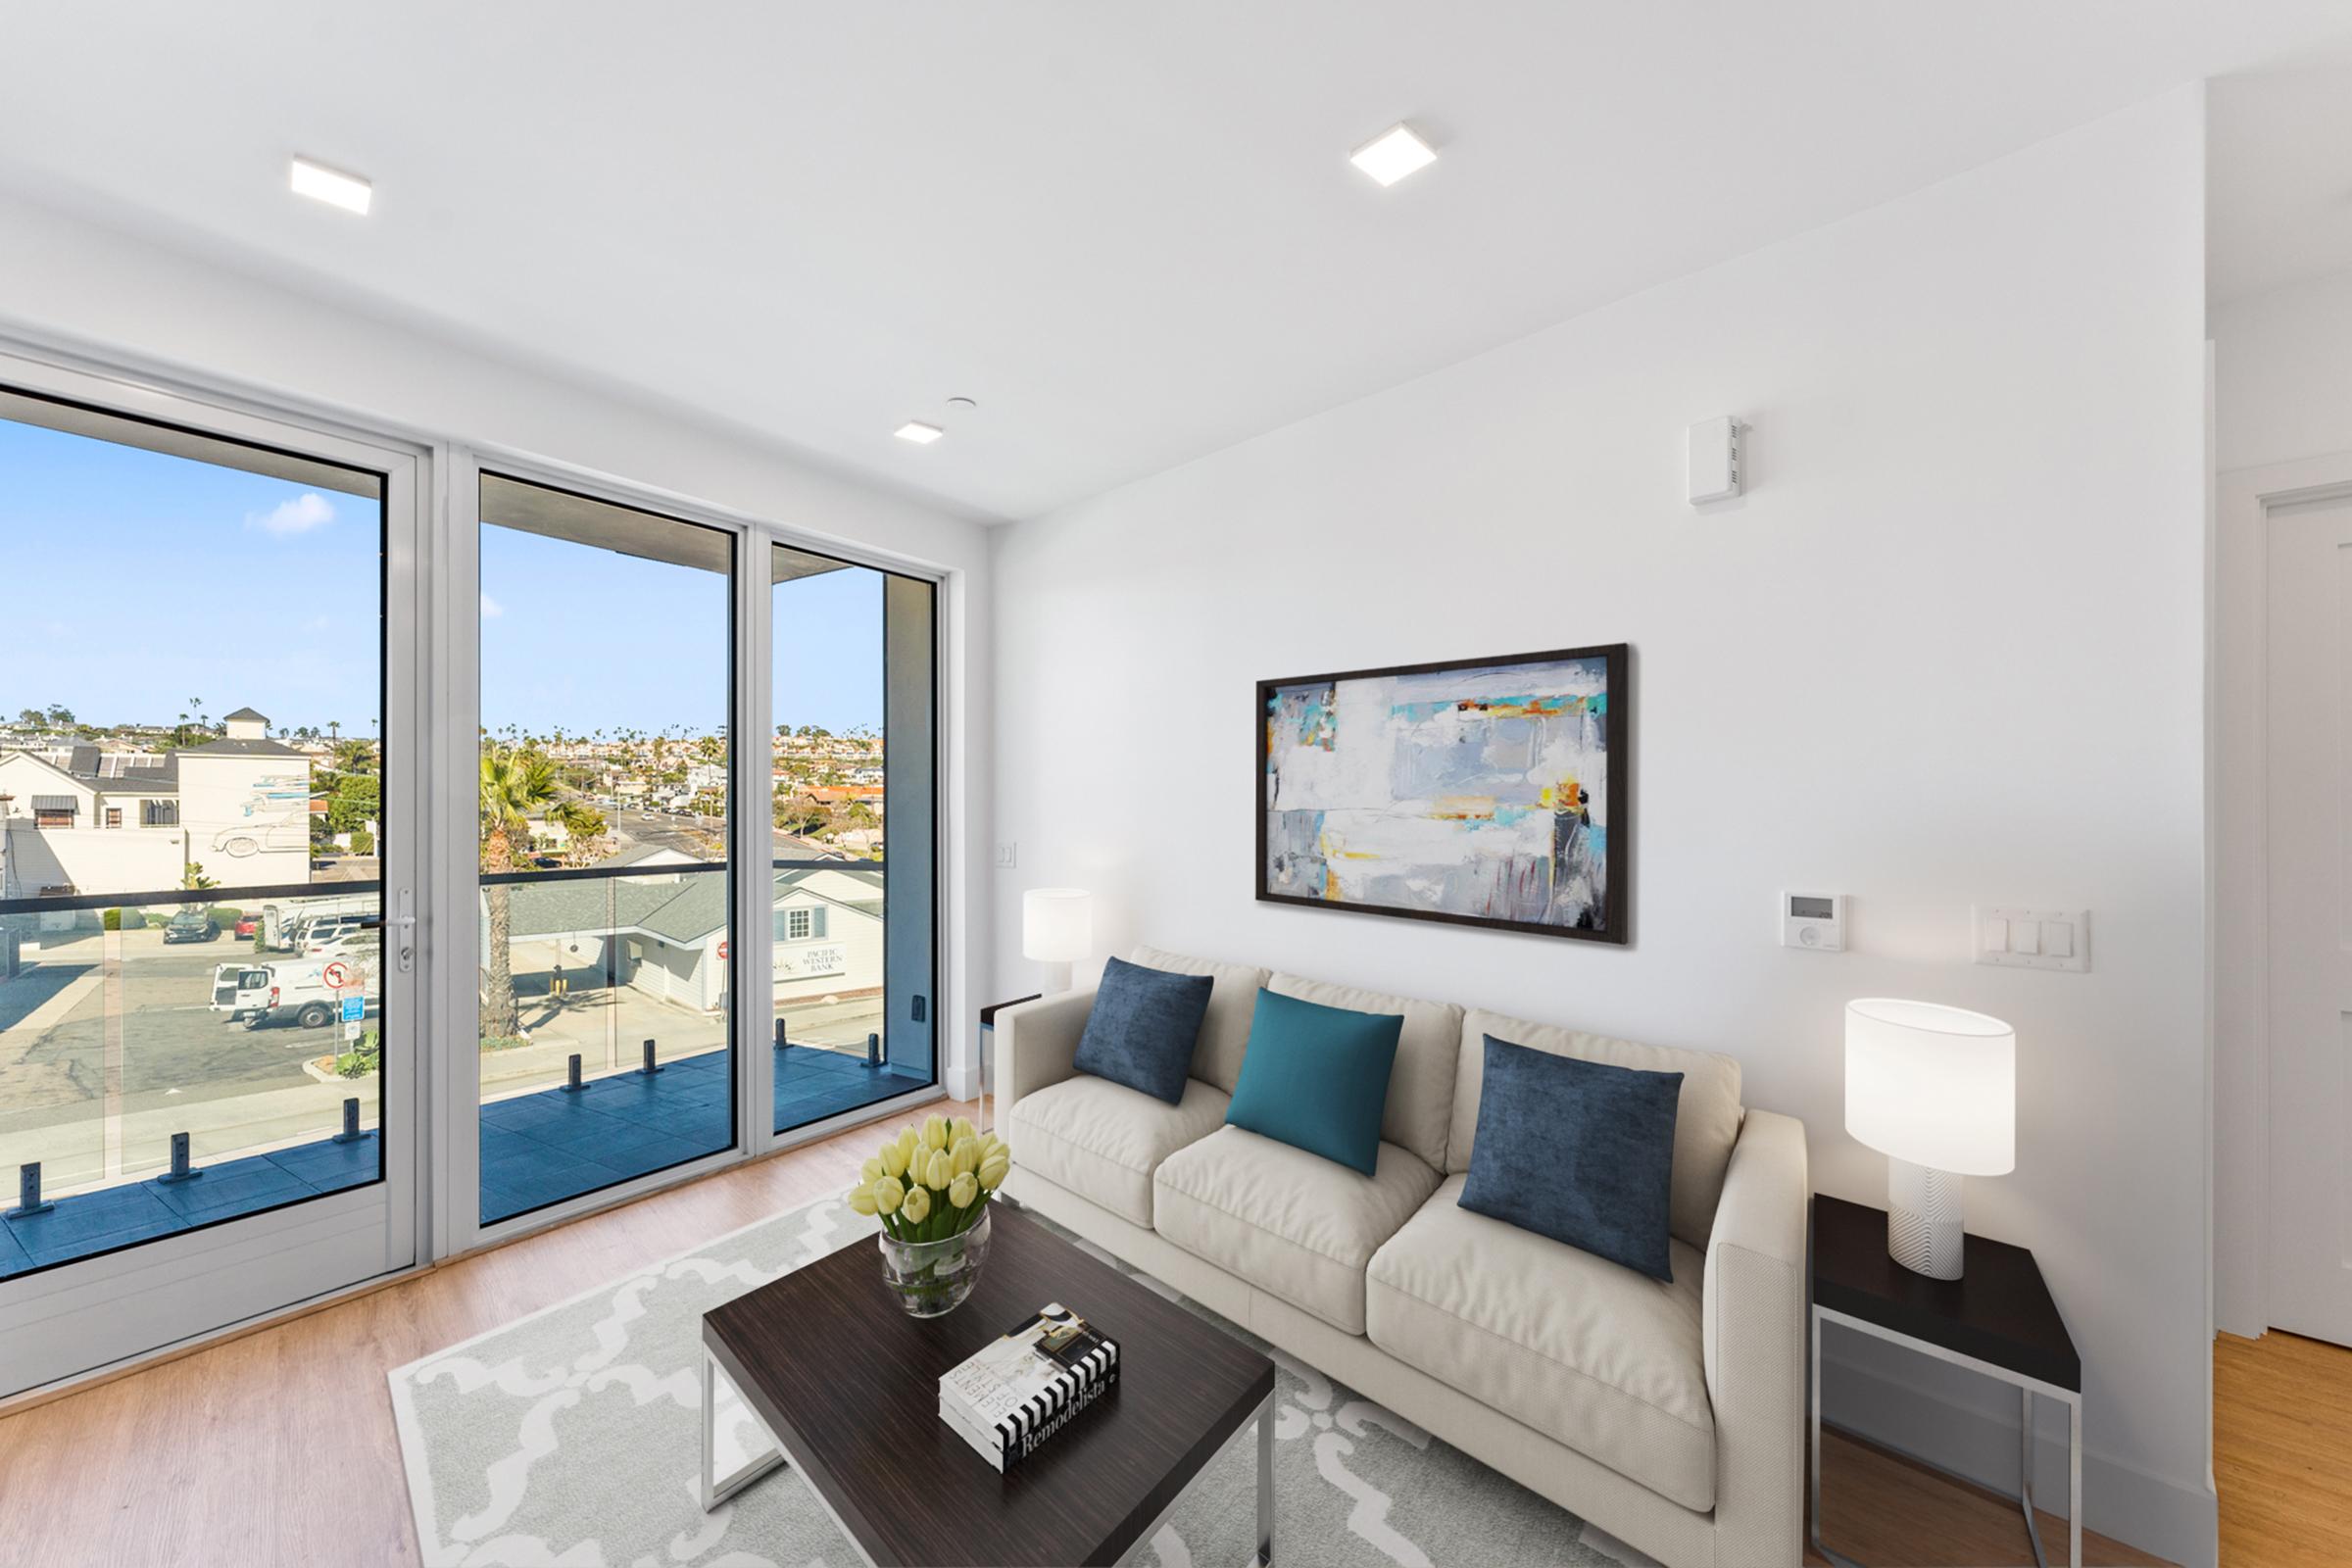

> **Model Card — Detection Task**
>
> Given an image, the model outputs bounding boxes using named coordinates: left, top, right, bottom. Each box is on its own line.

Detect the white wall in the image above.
left=0, top=188, right=994, bottom=1102
left=2215, top=266, right=2352, bottom=473
left=994, top=88, right=2211, bottom=1561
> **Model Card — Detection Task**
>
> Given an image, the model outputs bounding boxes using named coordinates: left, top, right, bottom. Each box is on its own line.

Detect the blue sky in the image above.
left=0, top=415, right=883, bottom=738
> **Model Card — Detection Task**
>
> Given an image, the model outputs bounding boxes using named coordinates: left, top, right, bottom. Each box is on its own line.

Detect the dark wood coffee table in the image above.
left=701, top=1203, right=1277, bottom=1566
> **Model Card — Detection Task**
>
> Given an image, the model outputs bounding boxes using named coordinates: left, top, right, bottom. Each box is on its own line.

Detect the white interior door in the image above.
left=2266, top=489, right=2352, bottom=1346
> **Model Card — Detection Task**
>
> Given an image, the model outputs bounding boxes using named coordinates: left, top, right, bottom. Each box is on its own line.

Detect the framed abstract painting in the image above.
left=1256, top=644, right=1627, bottom=944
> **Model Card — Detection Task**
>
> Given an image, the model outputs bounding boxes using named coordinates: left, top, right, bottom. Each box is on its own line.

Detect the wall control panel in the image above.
left=1974, top=906, right=2089, bottom=973
left=1780, top=891, right=1844, bottom=952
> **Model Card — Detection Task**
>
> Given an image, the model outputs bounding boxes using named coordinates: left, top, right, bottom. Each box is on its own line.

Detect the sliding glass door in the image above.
left=473, top=475, right=735, bottom=1224
left=0, top=356, right=419, bottom=1397
left=769, top=544, right=936, bottom=1134
left=0, top=346, right=946, bottom=1394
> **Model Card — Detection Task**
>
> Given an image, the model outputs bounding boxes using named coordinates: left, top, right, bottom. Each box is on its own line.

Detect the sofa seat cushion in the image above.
left=1153, top=1125, right=1439, bottom=1335
left=1009, top=1073, right=1228, bottom=1227
left=1366, top=1175, right=1715, bottom=1511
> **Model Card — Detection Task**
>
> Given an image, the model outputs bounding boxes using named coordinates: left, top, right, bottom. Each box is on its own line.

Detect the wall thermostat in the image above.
left=1780, top=891, right=1844, bottom=952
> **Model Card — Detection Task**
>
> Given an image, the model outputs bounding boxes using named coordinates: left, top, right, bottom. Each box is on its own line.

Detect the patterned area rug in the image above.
left=388, top=1196, right=1642, bottom=1567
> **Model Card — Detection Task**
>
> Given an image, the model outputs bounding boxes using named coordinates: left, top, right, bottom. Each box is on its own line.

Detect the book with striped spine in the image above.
left=938, top=1302, right=1119, bottom=1471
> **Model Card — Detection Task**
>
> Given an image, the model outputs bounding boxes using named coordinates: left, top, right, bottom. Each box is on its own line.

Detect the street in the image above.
left=0, top=922, right=885, bottom=1199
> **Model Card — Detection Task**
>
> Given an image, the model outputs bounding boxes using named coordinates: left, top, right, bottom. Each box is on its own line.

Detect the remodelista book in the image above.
left=939, top=1302, right=1119, bottom=1471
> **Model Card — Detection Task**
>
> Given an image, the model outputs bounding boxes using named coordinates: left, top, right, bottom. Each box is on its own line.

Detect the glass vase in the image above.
left=877, top=1206, right=992, bottom=1318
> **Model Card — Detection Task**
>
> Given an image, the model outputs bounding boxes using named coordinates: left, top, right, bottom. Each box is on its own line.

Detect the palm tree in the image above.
left=480, top=745, right=558, bottom=1038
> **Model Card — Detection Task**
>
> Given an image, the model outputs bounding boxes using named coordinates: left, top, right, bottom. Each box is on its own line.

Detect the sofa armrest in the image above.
left=1702, top=1107, right=1808, bottom=1566
left=997, top=988, right=1098, bottom=1133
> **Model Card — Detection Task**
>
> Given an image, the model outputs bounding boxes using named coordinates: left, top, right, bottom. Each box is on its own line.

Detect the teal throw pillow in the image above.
left=1223, top=988, right=1402, bottom=1175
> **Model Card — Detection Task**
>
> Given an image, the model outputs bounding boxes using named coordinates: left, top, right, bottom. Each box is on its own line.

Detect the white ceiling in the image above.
left=2211, top=53, right=2352, bottom=303
left=3, top=2, right=2347, bottom=520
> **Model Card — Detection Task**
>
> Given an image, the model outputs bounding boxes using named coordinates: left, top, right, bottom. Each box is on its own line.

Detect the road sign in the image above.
left=340, top=995, right=365, bottom=1024
left=716, top=939, right=730, bottom=961
left=344, top=1021, right=364, bottom=1041
left=322, top=960, right=354, bottom=989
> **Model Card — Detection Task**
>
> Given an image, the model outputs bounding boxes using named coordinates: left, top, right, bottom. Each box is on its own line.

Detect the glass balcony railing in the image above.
left=469, top=856, right=914, bottom=1227
left=475, top=861, right=732, bottom=1224
left=767, top=857, right=906, bottom=1133
left=0, top=883, right=384, bottom=1279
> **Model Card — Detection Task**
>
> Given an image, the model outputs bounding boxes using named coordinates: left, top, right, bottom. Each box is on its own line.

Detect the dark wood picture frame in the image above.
left=1254, top=643, right=1629, bottom=945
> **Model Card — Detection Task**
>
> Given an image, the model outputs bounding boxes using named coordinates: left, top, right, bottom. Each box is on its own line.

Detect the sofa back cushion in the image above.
left=1128, top=944, right=1270, bottom=1094
left=1268, top=972, right=1460, bottom=1171
left=1449, top=1007, right=1743, bottom=1249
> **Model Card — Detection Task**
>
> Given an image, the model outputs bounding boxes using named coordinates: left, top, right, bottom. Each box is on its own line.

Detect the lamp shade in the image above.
left=1021, top=888, right=1093, bottom=963
left=1843, top=999, right=2015, bottom=1177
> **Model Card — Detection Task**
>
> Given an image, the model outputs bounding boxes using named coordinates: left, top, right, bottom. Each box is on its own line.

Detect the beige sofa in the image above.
left=996, top=945, right=1809, bottom=1568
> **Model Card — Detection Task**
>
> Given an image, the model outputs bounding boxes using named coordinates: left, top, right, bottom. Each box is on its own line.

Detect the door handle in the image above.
left=391, top=889, right=416, bottom=974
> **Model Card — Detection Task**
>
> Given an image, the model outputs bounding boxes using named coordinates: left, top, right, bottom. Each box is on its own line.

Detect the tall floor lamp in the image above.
left=1843, top=998, right=2016, bottom=1280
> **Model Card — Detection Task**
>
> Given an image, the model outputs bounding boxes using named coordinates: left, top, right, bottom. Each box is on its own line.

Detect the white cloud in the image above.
left=480, top=592, right=505, bottom=618
left=248, top=492, right=335, bottom=536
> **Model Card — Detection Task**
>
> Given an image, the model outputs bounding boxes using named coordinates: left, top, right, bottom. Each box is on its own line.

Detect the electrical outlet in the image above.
left=994, top=841, right=1018, bottom=869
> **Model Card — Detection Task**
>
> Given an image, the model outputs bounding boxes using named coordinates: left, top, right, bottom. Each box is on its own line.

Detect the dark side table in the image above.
left=1810, top=1194, right=2082, bottom=1568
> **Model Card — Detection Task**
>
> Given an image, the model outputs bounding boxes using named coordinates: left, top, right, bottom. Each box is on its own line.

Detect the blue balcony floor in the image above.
left=1, top=1132, right=384, bottom=1279
left=0, top=1045, right=926, bottom=1277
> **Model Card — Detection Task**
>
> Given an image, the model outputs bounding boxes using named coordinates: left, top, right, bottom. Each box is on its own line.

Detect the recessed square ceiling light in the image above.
left=290, top=157, right=371, bottom=215
left=1349, top=122, right=1437, bottom=187
left=895, top=421, right=945, bottom=445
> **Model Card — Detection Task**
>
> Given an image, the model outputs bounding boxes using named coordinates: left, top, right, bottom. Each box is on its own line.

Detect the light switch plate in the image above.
left=994, top=841, right=1018, bottom=869
left=1973, top=906, right=2089, bottom=973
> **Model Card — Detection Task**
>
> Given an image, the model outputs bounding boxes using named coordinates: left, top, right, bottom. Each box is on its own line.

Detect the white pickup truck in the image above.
left=209, top=959, right=356, bottom=1031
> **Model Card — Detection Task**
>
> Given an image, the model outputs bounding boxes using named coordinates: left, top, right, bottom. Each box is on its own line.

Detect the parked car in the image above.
left=233, top=912, right=263, bottom=939
left=305, top=929, right=380, bottom=971
left=162, top=909, right=220, bottom=944
left=292, top=912, right=373, bottom=956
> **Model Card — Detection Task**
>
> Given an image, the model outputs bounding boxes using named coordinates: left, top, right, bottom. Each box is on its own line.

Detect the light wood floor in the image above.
left=0, top=1108, right=2174, bottom=1567
left=2215, top=1328, right=2352, bottom=1565
left=1808, top=1430, right=2164, bottom=1566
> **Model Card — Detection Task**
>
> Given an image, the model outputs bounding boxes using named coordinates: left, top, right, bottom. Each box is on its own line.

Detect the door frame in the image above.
left=0, top=338, right=428, bottom=1396
left=2213, top=451, right=2352, bottom=1341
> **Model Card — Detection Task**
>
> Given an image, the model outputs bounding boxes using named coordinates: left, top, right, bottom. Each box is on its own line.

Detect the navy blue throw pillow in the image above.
left=1072, top=956, right=1215, bottom=1103
left=1458, top=1035, right=1683, bottom=1282
left=1223, top=989, right=1402, bottom=1175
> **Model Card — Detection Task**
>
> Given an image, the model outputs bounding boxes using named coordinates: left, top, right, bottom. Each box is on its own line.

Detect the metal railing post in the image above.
left=8, top=1161, right=53, bottom=1217
left=157, top=1130, right=202, bottom=1184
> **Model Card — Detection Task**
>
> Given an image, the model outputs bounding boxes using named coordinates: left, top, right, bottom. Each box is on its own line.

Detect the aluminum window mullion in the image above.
left=426, top=445, right=483, bottom=1262
left=739, top=527, right=777, bottom=1153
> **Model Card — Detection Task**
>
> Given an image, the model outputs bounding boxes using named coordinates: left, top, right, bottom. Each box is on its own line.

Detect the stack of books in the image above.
left=939, top=1302, right=1120, bottom=1472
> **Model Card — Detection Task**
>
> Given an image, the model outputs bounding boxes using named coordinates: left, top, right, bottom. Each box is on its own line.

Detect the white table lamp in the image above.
left=1843, top=998, right=2015, bottom=1280
left=1022, top=888, right=1093, bottom=994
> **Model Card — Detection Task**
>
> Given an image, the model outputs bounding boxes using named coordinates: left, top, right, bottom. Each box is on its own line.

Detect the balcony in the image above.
left=0, top=861, right=926, bottom=1274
